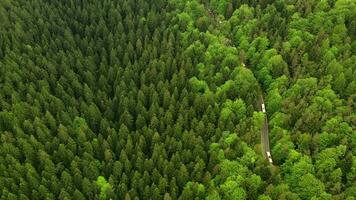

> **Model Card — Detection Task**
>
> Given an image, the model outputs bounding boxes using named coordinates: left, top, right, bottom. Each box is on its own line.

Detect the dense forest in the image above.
left=0, top=0, right=355, bottom=199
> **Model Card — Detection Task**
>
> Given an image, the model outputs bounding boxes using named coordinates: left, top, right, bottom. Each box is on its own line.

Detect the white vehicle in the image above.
left=266, top=151, right=273, bottom=163
left=261, top=103, right=266, bottom=113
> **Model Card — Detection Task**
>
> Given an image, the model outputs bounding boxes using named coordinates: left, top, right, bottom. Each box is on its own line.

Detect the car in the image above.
left=261, top=103, right=266, bottom=113
left=266, top=151, right=273, bottom=163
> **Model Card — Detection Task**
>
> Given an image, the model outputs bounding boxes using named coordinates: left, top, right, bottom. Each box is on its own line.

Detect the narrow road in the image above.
left=241, top=63, right=272, bottom=164
left=204, top=4, right=273, bottom=165
left=259, top=95, right=272, bottom=164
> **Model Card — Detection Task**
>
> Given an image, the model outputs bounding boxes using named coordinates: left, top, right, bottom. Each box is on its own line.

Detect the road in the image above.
left=241, top=63, right=272, bottom=164
left=259, top=95, right=272, bottom=164
left=204, top=5, right=273, bottom=165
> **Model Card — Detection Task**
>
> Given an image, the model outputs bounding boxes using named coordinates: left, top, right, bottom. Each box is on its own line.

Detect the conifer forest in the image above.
left=0, top=0, right=355, bottom=199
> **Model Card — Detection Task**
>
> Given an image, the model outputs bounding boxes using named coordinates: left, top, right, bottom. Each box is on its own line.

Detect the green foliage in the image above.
left=252, top=111, right=265, bottom=132
left=267, top=55, right=290, bottom=78
left=210, top=0, right=232, bottom=17
left=96, top=176, right=113, bottom=200
left=189, top=77, right=209, bottom=93
left=220, top=179, right=246, bottom=200
left=0, top=0, right=354, bottom=199
left=220, top=99, right=246, bottom=121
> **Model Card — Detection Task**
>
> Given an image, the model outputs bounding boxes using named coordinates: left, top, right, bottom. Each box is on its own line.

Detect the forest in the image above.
left=0, top=0, right=355, bottom=199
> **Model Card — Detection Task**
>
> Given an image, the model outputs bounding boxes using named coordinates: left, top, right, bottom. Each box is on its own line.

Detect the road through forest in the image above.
left=206, top=1, right=273, bottom=164
left=258, top=95, right=272, bottom=164
left=241, top=63, right=272, bottom=164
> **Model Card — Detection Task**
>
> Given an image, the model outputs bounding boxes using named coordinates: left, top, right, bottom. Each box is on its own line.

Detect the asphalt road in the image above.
left=259, top=95, right=272, bottom=164
left=241, top=62, right=272, bottom=163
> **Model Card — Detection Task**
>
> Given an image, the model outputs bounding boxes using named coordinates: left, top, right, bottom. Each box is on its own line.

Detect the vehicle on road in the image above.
left=261, top=103, right=266, bottom=113
left=266, top=151, right=273, bottom=163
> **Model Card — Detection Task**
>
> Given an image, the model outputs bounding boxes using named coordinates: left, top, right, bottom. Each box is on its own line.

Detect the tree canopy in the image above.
left=0, top=0, right=355, bottom=199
